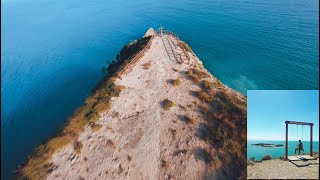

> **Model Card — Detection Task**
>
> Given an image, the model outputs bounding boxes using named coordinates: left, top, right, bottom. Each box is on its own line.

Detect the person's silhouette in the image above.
left=294, top=140, right=304, bottom=154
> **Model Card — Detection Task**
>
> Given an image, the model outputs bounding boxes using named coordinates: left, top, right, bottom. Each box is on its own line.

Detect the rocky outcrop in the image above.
left=143, top=28, right=155, bottom=37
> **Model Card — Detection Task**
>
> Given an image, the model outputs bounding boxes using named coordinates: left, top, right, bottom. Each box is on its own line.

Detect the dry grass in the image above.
left=222, top=118, right=236, bottom=129
left=186, top=68, right=208, bottom=83
left=180, top=41, right=193, bottom=53
left=170, top=79, right=181, bottom=86
left=181, top=116, right=197, bottom=125
left=193, top=79, right=247, bottom=178
left=201, top=80, right=214, bottom=91
left=194, top=90, right=211, bottom=103
left=73, top=141, right=83, bottom=155
left=198, top=104, right=209, bottom=115
left=162, top=99, right=174, bottom=110
left=90, top=123, right=102, bottom=132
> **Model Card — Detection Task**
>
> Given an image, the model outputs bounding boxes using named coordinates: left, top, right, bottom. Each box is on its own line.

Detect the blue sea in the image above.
left=1, top=0, right=319, bottom=179
left=248, top=140, right=320, bottom=160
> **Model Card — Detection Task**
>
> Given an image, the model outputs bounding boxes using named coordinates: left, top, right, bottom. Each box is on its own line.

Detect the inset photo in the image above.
left=247, top=90, right=319, bottom=179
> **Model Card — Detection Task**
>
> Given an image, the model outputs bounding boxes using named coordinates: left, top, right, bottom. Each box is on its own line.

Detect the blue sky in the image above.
left=248, top=90, right=319, bottom=141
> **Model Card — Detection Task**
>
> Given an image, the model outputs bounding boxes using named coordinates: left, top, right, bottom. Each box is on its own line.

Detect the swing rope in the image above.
left=297, top=124, right=298, bottom=141
left=302, top=125, right=303, bottom=142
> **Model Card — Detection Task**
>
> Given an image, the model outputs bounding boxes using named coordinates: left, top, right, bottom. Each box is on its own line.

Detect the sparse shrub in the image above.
left=85, top=96, right=97, bottom=106
left=162, top=99, right=174, bottom=110
left=170, top=79, right=181, bottom=86
left=181, top=42, right=192, bottom=53
left=186, top=70, right=200, bottom=83
left=142, top=62, right=151, bottom=69
left=186, top=68, right=208, bottom=83
left=90, top=123, right=102, bottom=132
left=181, top=115, right=197, bottom=125
left=279, top=156, right=286, bottom=160
left=73, top=141, right=83, bottom=155
left=94, top=102, right=111, bottom=114
left=106, top=139, right=115, bottom=148
left=161, top=159, right=166, bottom=167
left=85, top=110, right=98, bottom=123
left=262, top=154, right=273, bottom=161
left=194, top=90, right=211, bottom=103
left=201, top=80, right=214, bottom=91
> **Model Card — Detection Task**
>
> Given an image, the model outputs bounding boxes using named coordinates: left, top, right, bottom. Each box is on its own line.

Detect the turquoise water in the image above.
left=1, top=0, right=319, bottom=179
left=248, top=140, right=320, bottom=160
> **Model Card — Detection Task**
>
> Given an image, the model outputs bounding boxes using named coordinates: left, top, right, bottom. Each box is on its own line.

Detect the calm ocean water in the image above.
left=1, top=0, right=319, bottom=179
left=248, top=140, right=320, bottom=160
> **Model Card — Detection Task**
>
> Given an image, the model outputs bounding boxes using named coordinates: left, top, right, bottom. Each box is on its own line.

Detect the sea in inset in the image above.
left=247, top=140, right=320, bottom=160
left=1, top=0, right=319, bottom=179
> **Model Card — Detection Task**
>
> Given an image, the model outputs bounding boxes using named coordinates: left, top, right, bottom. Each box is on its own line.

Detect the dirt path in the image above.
left=247, top=159, right=319, bottom=179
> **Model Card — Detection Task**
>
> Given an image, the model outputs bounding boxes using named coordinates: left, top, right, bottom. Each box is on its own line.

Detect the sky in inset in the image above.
left=247, top=90, right=319, bottom=141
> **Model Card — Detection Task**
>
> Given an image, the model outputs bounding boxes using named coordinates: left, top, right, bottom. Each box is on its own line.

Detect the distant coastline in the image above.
left=251, top=143, right=284, bottom=148
left=248, top=140, right=319, bottom=160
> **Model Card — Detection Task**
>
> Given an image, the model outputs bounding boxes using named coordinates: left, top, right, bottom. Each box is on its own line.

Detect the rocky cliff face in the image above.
left=19, top=28, right=247, bottom=180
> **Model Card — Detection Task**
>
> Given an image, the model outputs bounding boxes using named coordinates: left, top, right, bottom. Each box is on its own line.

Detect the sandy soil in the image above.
left=247, top=159, right=319, bottom=179
left=46, top=31, right=245, bottom=180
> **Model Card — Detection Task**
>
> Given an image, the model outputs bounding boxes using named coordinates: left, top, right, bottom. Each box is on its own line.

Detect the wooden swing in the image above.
left=285, top=121, right=316, bottom=161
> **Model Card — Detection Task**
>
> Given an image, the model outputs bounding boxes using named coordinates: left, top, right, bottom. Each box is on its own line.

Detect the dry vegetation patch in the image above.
left=169, top=79, right=181, bottom=86
left=179, top=115, right=197, bottom=125
left=194, top=90, right=211, bottom=103
left=73, top=141, right=83, bottom=155
left=90, top=123, right=102, bottom=132
left=142, top=62, right=151, bottom=69
left=180, top=41, right=193, bottom=53
left=162, top=99, right=174, bottom=110
left=186, top=68, right=208, bottom=83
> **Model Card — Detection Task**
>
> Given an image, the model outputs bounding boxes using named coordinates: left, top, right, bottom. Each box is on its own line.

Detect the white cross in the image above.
left=159, top=25, right=164, bottom=37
